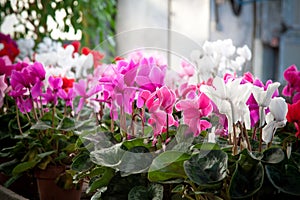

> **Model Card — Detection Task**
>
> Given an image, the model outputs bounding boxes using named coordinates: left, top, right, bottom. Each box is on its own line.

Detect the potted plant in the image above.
left=0, top=60, right=90, bottom=200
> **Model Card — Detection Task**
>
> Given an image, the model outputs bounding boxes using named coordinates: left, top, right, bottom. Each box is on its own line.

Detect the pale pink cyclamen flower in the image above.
left=175, top=91, right=213, bottom=136
left=74, top=79, right=102, bottom=114
left=179, top=60, right=195, bottom=78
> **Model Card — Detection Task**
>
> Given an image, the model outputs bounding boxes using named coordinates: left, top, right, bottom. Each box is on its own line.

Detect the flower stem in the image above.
left=30, top=95, right=38, bottom=121
left=243, top=122, right=252, bottom=151
left=232, top=123, right=238, bottom=155
left=52, top=106, right=56, bottom=128
left=166, top=113, right=169, bottom=139
left=16, top=106, right=23, bottom=135
left=259, top=126, right=263, bottom=152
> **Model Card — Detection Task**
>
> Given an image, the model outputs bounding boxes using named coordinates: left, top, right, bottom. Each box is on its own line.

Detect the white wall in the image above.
left=116, top=0, right=210, bottom=70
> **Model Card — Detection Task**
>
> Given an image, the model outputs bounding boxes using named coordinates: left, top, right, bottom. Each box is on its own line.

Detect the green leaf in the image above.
left=37, top=150, right=56, bottom=159
left=87, top=167, right=115, bottom=194
left=229, top=153, right=264, bottom=199
left=128, top=186, right=148, bottom=200
left=71, top=152, right=94, bottom=172
left=58, top=117, right=75, bottom=131
left=261, top=147, right=285, bottom=164
left=184, top=150, right=227, bottom=186
left=171, top=142, right=192, bottom=152
left=31, top=120, right=52, bottom=130
left=82, top=131, right=118, bottom=149
left=148, top=151, right=190, bottom=182
left=0, top=159, right=19, bottom=175
left=171, top=184, right=185, bottom=193
left=4, top=173, right=23, bottom=188
left=40, top=111, right=59, bottom=127
left=128, top=184, right=164, bottom=200
left=122, top=138, right=153, bottom=150
left=12, top=160, right=39, bottom=175
left=119, top=146, right=153, bottom=177
left=266, top=164, right=300, bottom=196
left=192, top=143, right=220, bottom=151
left=90, top=143, right=125, bottom=168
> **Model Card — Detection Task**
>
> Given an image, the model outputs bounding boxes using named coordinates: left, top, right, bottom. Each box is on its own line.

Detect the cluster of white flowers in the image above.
left=36, top=37, right=62, bottom=54
left=17, top=38, right=35, bottom=59
left=34, top=37, right=93, bottom=79
left=191, top=39, right=252, bottom=82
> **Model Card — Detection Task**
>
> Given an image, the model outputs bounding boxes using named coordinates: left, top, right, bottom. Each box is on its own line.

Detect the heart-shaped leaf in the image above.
left=148, top=151, right=189, bottom=182
left=71, top=152, right=94, bottom=172
left=184, top=150, right=227, bottom=186
left=229, top=152, right=264, bottom=199
left=261, top=147, right=285, bottom=164
left=119, top=146, right=153, bottom=176
left=90, top=143, right=125, bottom=168
left=266, top=164, right=300, bottom=196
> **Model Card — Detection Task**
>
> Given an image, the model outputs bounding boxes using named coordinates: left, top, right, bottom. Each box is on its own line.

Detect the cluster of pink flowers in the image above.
left=1, top=32, right=300, bottom=146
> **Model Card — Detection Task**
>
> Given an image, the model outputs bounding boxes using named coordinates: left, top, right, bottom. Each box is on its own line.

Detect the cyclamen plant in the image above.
left=2, top=33, right=300, bottom=199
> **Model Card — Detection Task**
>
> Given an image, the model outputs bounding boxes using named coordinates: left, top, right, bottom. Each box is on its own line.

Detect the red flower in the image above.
left=82, top=47, right=104, bottom=68
left=0, top=33, right=20, bottom=62
left=63, top=41, right=81, bottom=56
left=61, top=77, right=75, bottom=92
left=286, top=100, right=300, bottom=137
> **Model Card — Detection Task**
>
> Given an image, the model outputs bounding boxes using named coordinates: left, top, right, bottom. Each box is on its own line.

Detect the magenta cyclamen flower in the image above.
left=58, top=88, right=76, bottom=108
left=135, top=57, right=167, bottom=92
left=142, top=86, right=177, bottom=142
left=9, top=62, right=46, bottom=113
left=42, top=76, right=63, bottom=106
left=175, top=91, right=213, bottom=136
left=282, top=65, right=300, bottom=103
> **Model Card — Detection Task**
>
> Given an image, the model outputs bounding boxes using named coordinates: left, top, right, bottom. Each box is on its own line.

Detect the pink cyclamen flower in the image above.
left=175, top=91, right=213, bottom=136
left=135, top=57, right=167, bottom=92
left=179, top=60, right=195, bottom=78
left=74, top=79, right=102, bottom=114
left=42, top=76, right=63, bottom=105
left=143, top=86, right=177, bottom=141
left=175, top=83, right=197, bottom=99
left=58, top=88, right=76, bottom=108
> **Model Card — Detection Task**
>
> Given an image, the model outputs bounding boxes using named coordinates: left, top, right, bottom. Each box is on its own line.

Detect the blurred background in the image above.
left=1, top=0, right=300, bottom=82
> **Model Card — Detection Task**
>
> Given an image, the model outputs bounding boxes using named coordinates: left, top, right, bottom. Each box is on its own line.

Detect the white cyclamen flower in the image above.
left=200, top=76, right=252, bottom=133
left=36, top=37, right=62, bottom=53
left=252, top=82, right=280, bottom=127
left=17, top=38, right=35, bottom=59
left=237, top=45, right=252, bottom=61
left=262, top=97, right=287, bottom=144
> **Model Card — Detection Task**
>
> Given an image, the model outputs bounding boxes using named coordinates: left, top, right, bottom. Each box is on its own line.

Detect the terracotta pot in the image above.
left=35, top=165, right=82, bottom=200
left=0, top=158, right=38, bottom=199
